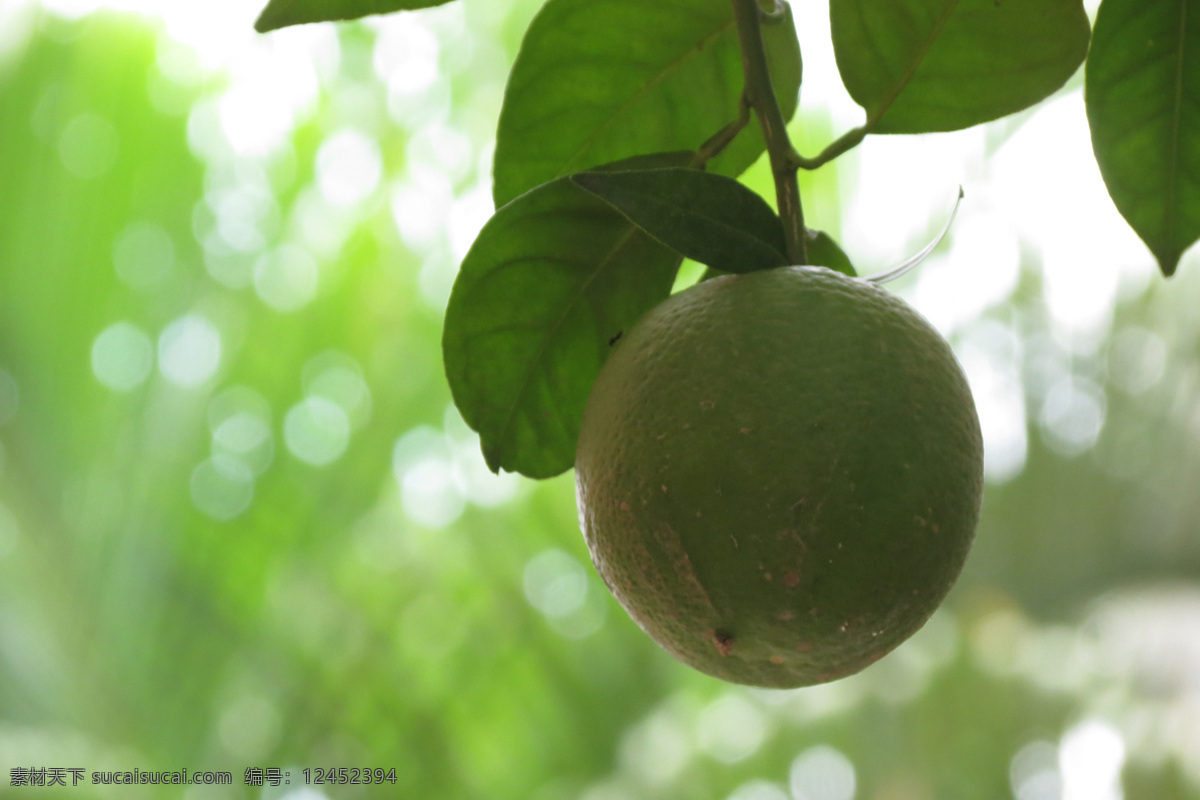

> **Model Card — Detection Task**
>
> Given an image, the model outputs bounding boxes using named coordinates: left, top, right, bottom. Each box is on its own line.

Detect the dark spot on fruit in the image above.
left=709, top=629, right=735, bottom=656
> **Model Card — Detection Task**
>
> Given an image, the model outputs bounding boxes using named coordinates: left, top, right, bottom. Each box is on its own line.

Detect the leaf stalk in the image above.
left=794, top=125, right=869, bottom=170
left=697, top=93, right=752, bottom=165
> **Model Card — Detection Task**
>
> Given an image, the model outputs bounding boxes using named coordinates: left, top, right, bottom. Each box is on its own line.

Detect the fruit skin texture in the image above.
left=575, top=266, right=983, bottom=688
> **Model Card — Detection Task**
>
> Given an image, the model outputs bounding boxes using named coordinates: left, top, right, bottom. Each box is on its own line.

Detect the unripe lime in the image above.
left=575, top=266, right=983, bottom=688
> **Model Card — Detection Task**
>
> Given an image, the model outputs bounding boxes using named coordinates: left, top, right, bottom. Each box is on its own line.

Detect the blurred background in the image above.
left=1, top=0, right=1199, bottom=797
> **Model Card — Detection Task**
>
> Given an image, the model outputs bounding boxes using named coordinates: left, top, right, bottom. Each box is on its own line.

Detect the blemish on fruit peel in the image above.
left=709, top=630, right=735, bottom=656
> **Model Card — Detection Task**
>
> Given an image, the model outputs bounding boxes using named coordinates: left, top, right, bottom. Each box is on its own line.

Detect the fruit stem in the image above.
left=730, top=0, right=808, bottom=265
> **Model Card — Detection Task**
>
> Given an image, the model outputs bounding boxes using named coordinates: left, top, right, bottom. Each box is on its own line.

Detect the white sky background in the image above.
left=2, top=0, right=1197, bottom=488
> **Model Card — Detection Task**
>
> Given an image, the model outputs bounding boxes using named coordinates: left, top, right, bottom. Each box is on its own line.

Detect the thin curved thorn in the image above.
left=864, top=187, right=964, bottom=284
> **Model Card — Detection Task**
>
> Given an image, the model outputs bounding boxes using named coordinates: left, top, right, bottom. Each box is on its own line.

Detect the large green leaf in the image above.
left=443, top=179, right=681, bottom=478
left=830, top=0, right=1090, bottom=133
left=491, top=0, right=802, bottom=208
left=1086, top=0, right=1200, bottom=276
left=254, top=0, right=452, bottom=32
left=571, top=168, right=788, bottom=273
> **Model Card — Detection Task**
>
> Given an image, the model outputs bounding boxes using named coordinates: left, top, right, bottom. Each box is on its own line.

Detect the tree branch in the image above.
left=730, top=0, right=807, bottom=265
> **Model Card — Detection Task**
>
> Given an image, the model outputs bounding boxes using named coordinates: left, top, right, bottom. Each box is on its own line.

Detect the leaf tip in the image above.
left=253, top=5, right=282, bottom=33
left=1151, top=242, right=1189, bottom=278
left=481, top=444, right=503, bottom=475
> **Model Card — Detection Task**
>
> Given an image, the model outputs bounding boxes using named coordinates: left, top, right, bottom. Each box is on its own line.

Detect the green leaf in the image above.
left=806, top=230, right=856, bottom=277
left=830, top=0, right=1090, bottom=133
left=492, top=0, right=802, bottom=208
left=1086, top=0, right=1200, bottom=276
left=571, top=168, right=788, bottom=273
left=443, top=178, right=681, bottom=478
left=254, top=0, right=451, bottom=32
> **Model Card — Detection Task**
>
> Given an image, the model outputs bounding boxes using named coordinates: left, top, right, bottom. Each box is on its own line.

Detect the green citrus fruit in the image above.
left=575, top=266, right=983, bottom=688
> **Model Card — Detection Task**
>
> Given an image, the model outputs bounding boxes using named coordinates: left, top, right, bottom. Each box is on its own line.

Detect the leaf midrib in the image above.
left=557, top=18, right=736, bottom=176
left=1165, top=0, right=1189, bottom=260
left=867, top=0, right=961, bottom=127
left=489, top=220, right=647, bottom=472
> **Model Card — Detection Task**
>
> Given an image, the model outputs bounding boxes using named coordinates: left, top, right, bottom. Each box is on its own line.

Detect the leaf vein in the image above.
left=492, top=224, right=645, bottom=467
left=868, top=0, right=961, bottom=126
left=559, top=20, right=736, bottom=174
left=1166, top=0, right=1189, bottom=255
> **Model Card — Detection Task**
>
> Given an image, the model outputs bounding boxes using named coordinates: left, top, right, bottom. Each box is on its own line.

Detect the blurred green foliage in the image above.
left=1, top=4, right=1199, bottom=800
